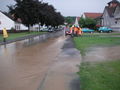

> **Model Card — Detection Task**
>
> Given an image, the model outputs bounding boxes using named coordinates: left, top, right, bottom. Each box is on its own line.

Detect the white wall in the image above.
left=15, top=22, right=28, bottom=30
left=0, top=12, right=28, bottom=31
left=102, top=9, right=116, bottom=27
left=20, top=24, right=28, bottom=30
left=0, top=12, right=14, bottom=30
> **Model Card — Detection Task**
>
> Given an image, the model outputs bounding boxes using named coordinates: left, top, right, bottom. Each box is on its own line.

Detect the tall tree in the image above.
left=65, top=16, right=76, bottom=25
left=8, top=0, right=40, bottom=30
left=8, top=0, right=64, bottom=31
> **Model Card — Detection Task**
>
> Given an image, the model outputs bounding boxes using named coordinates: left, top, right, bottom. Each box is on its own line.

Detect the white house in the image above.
left=0, top=11, right=28, bottom=31
left=82, top=13, right=102, bottom=19
left=101, top=0, right=120, bottom=31
left=111, top=4, right=120, bottom=31
left=81, top=12, right=102, bottom=25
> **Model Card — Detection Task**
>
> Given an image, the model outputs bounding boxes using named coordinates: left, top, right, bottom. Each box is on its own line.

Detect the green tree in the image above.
left=79, top=17, right=97, bottom=29
left=65, top=16, right=76, bottom=25
left=8, top=0, right=64, bottom=31
left=79, top=17, right=85, bottom=27
left=8, top=0, right=40, bottom=30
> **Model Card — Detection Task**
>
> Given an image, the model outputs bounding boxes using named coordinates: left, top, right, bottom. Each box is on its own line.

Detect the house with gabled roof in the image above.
left=111, top=4, right=120, bottom=31
left=0, top=11, right=28, bottom=31
left=101, top=0, right=120, bottom=31
left=81, top=12, right=103, bottom=25
left=82, top=12, right=103, bottom=19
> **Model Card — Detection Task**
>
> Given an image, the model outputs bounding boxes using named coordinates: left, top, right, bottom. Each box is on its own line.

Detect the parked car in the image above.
left=48, top=27, right=54, bottom=32
left=40, top=27, right=49, bottom=31
left=98, top=27, right=112, bottom=33
left=82, top=28, right=95, bottom=33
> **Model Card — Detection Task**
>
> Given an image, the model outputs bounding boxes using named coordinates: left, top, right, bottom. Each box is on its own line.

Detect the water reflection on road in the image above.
left=0, top=35, right=65, bottom=90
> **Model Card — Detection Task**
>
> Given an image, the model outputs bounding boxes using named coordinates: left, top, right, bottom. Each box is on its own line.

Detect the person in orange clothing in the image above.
left=77, top=27, right=83, bottom=36
left=69, top=25, right=83, bottom=37
left=74, top=26, right=83, bottom=36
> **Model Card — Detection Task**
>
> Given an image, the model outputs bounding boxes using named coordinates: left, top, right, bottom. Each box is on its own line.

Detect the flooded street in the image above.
left=1, top=31, right=120, bottom=90
left=39, top=38, right=81, bottom=90
left=0, top=32, right=81, bottom=90
left=0, top=36, right=64, bottom=90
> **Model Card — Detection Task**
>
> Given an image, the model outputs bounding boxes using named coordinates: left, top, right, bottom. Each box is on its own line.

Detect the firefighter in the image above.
left=69, top=25, right=83, bottom=37
left=77, top=26, right=83, bottom=36
left=74, top=26, right=83, bottom=36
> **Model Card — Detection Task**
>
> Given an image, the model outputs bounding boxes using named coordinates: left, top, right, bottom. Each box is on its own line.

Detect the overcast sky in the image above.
left=0, top=0, right=118, bottom=16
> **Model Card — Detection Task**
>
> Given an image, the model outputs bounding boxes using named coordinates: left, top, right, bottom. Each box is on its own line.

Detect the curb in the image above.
left=0, top=31, right=63, bottom=45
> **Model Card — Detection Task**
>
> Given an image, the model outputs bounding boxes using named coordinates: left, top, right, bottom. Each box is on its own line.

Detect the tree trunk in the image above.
left=28, top=25, right=30, bottom=33
left=39, top=23, right=40, bottom=32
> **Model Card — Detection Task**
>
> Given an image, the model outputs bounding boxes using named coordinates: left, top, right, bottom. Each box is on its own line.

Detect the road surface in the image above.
left=0, top=35, right=81, bottom=90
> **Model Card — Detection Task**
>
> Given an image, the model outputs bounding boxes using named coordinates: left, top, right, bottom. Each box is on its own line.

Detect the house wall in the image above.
left=111, top=6, right=120, bottom=31
left=0, top=12, right=14, bottom=30
left=20, top=24, right=28, bottom=30
left=114, top=6, right=120, bottom=16
left=102, top=5, right=120, bottom=32
left=15, top=22, right=28, bottom=30
left=0, top=11, right=28, bottom=31
left=102, top=9, right=116, bottom=27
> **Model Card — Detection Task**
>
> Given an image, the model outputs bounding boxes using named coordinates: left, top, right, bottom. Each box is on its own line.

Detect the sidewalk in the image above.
left=0, top=33, right=46, bottom=45
left=0, top=31, right=63, bottom=45
left=38, top=37, right=81, bottom=90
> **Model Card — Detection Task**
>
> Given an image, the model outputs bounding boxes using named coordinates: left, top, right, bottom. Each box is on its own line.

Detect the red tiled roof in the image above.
left=84, top=13, right=103, bottom=19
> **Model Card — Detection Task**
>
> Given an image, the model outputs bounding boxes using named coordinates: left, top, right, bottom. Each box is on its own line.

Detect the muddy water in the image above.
left=39, top=38, right=81, bottom=90
left=83, top=46, right=120, bottom=62
left=0, top=36, right=66, bottom=90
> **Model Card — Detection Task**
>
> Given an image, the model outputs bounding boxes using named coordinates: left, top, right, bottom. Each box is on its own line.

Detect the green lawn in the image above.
left=0, top=31, right=46, bottom=42
left=73, top=33, right=120, bottom=90
left=78, top=60, right=120, bottom=90
left=73, top=33, right=120, bottom=55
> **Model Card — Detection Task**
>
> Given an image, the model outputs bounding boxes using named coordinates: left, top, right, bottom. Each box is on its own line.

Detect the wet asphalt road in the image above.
left=0, top=33, right=81, bottom=90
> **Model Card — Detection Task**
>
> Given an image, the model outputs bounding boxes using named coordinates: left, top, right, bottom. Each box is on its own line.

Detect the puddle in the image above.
left=83, top=46, right=120, bottom=62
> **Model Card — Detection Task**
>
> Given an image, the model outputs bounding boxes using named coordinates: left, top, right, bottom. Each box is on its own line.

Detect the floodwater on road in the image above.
left=83, top=46, right=120, bottom=62
left=0, top=36, right=66, bottom=90
left=39, top=37, right=81, bottom=90
left=0, top=34, right=81, bottom=90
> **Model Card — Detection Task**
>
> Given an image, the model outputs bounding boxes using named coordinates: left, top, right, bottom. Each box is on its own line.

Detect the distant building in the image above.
left=74, top=17, right=80, bottom=26
left=101, top=0, right=120, bottom=31
left=81, top=12, right=103, bottom=25
left=0, top=11, right=28, bottom=31
left=82, top=12, right=103, bottom=19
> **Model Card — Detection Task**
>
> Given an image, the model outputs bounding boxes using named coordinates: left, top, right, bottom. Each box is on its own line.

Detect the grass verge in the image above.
left=78, top=60, right=120, bottom=90
left=73, top=34, right=120, bottom=55
left=73, top=33, right=120, bottom=90
left=0, top=31, right=46, bottom=42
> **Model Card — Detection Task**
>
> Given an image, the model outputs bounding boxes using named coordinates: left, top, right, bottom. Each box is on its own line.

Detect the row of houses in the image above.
left=0, top=11, right=54, bottom=32
left=81, top=0, right=120, bottom=31
left=0, top=0, right=120, bottom=32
